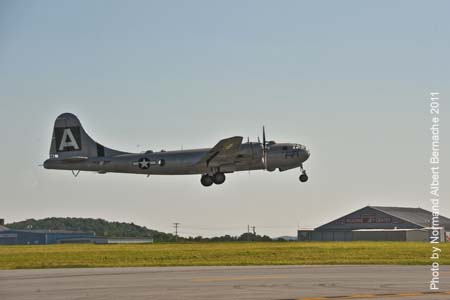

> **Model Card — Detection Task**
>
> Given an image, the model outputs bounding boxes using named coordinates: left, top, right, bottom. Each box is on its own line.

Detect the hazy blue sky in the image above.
left=1, top=1, right=448, bottom=237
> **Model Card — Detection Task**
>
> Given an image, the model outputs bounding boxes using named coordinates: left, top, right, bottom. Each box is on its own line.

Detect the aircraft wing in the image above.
left=198, top=136, right=243, bottom=167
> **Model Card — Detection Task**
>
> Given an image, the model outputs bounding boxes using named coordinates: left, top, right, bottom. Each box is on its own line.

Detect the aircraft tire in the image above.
left=299, top=174, right=308, bottom=182
left=201, top=175, right=214, bottom=187
left=213, top=172, right=226, bottom=184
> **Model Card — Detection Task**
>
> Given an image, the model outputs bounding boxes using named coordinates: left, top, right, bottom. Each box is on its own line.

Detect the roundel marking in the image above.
left=137, top=158, right=150, bottom=169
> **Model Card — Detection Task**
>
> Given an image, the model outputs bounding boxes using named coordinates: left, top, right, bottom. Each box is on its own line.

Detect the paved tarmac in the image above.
left=0, top=265, right=449, bottom=300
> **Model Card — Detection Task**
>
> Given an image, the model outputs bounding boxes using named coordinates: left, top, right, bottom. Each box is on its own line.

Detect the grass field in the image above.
left=0, top=242, right=448, bottom=269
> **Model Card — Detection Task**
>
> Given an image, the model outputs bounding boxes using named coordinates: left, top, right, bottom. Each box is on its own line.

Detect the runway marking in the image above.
left=296, top=291, right=450, bottom=300
left=191, top=275, right=289, bottom=282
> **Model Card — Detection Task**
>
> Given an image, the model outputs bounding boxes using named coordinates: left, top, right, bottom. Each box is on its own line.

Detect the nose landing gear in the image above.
left=299, top=173, right=308, bottom=182
left=299, top=164, right=308, bottom=182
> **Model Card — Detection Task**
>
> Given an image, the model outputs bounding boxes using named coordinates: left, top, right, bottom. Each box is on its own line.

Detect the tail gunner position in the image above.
left=43, top=113, right=310, bottom=187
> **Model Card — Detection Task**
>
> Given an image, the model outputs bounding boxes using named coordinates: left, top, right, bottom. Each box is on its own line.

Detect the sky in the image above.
left=0, top=0, right=448, bottom=237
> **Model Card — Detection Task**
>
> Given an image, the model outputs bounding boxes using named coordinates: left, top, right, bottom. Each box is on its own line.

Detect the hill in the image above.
left=6, top=217, right=176, bottom=242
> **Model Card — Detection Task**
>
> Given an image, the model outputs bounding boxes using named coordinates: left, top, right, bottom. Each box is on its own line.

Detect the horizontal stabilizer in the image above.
left=59, top=156, right=89, bottom=162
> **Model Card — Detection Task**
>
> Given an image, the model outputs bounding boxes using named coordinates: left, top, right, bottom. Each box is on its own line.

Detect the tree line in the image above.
left=6, top=217, right=277, bottom=242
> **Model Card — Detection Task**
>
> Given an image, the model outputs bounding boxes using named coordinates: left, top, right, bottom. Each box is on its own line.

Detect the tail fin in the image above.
left=49, top=113, right=126, bottom=159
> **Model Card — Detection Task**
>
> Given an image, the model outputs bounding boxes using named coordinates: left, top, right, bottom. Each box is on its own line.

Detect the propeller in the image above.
left=263, top=126, right=266, bottom=147
left=261, top=126, right=268, bottom=169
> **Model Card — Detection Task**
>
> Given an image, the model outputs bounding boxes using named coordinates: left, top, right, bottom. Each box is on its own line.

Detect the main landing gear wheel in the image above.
left=213, top=172, right=226, bottom=185
left=200, top=174, right=214, bottom=187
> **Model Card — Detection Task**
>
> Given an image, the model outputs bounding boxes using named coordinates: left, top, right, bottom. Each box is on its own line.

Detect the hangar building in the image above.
left=298, top=206, right=450, bottom=242
left=0, top=219, right=95, bottom=245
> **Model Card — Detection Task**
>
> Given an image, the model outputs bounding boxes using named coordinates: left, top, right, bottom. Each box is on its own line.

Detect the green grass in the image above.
left=0, top=242, right=448, bottom=269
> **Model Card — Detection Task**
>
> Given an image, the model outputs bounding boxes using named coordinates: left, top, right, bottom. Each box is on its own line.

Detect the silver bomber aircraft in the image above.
left=43, top=113, right=310, bottom=186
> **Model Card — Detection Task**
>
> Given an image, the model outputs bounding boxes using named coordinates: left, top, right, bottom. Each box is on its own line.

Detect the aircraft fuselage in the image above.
left=43, top=113, right=311, bottom=186
left=44, top=142, right=309, bottom=175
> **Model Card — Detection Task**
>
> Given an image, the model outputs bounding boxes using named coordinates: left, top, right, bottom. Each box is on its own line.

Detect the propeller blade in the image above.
left=262, top=126, right=266, bottom=147
left=261, top=126, right=267, bottom=169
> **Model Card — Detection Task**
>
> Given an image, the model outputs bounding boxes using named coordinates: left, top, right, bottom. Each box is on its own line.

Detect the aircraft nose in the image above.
left=304, top=148, right=310, bottom=160
left=299, top=145, right=310, bottom=161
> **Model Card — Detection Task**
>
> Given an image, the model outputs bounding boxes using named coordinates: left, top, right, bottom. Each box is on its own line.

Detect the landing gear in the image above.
left=200, top=174, right=214, bottom=187
left=213, top=172, right=226, bottom=184
left=201, top=172, right=226, bottom=186
left=299, top=164, right=308, bottom=182
left=299, top=173, right=308, bottom=182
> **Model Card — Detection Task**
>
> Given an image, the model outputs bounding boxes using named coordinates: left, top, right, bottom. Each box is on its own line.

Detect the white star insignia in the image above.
left=135, top=158, right=150, bottom=169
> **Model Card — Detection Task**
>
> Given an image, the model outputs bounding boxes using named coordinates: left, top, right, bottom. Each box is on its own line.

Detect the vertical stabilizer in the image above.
left=49, top=113, right=126, bottom=159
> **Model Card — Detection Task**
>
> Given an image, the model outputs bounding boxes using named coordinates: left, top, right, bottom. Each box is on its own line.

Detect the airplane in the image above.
left=43, top=113, right=310, bottom=187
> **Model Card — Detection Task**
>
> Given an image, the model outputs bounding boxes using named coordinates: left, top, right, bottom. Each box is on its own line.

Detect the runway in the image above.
left=0, top=265, right=449, bottom=300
